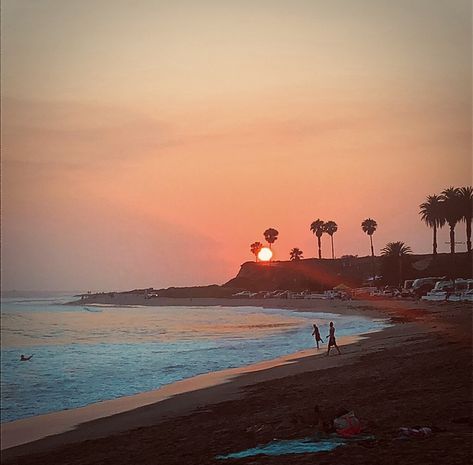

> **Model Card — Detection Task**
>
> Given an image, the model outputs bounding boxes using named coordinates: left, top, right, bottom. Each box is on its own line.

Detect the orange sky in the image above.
left=1, top=0, right=471, bottom=291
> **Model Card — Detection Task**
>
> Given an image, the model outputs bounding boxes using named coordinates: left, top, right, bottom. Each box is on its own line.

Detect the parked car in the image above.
left=401, top=280, right=415, bottom=297
left=411, top=277, right=445, bottom=297
left=324, top=290, right=341, bottom=299
left=304, top=293, right=327, bottom=300
left=383, top=286, right=401, bottom=297
left=354, top=287, right=377, bottom=296
left=421, top=278, right=468, bottom=301
left=288, top=292, right=306, bottom=299
left=232, top=291, right=252, bottom=298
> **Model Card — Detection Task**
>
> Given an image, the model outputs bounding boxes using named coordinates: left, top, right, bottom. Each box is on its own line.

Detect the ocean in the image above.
left=0, top=295, right=388, bottom=423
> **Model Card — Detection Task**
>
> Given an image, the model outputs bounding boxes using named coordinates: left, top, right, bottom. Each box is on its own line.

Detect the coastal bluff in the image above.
left=75, top=253, right=472, bottom=303
left=225, top=252, right=472, bottom=291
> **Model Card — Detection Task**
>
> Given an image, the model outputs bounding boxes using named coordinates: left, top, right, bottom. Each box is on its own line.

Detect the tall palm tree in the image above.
left=381, top=241, right=412, bottom=287
left=440, top=187, right=462, bottom=254
left=361, top=218, right=377, bottom=257
left=323, top=221, right=338, bottom=259
left=310, top=219, right=325, bottom=259
left=290, top=248, right=304, bottom=261
left=419, top=195, right=445, bottom=256
left=263, top=228, right=279, bottom=249
left=250, top=242, right=263, bottom=262
left=458, top=186, right=473, bottom=254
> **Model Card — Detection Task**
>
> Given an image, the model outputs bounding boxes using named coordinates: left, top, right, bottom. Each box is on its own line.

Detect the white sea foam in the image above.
left=1, top=296, right=387, bottom=423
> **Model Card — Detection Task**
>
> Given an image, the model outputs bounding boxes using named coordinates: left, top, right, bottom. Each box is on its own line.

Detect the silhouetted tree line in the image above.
left=248, top=186, right=472, bottom=267
left=420, top=186, right=472, bottom=255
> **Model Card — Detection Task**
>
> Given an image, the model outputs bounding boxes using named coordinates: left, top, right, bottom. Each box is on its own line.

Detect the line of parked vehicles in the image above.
left=368, top=277, right=473, bottom=302
left=231, top=277, right=473, bottom=303
left=231, top=289, right=352, bottom=300
left=416, top=277, right=473, bottom=302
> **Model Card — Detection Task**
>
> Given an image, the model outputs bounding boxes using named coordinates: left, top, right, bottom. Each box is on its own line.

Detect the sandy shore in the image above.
left=73, top=295, right=396, bottom=316
left=1, top=334, right=361, bottom=451
left=2, top=298, right=472, bottom=464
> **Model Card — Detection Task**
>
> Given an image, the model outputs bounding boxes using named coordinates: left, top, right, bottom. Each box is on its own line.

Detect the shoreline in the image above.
left=2, top=298, right=470, bottom=464
left=1, top=333, right=364, bottom=451
left=1, top=299, right=398, bottom=456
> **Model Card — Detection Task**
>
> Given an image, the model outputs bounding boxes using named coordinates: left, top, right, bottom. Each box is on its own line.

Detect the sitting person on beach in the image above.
left=311, top=323, right=324, bottom=349
left=20, top=354, right=33, bottom=361
left=312, top=405, right=334, bottom=436
left=326, top=322, right=341, bottom=356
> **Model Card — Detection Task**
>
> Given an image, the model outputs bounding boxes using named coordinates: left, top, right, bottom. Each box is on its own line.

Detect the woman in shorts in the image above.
left=311, top=323, right=324, bottom=349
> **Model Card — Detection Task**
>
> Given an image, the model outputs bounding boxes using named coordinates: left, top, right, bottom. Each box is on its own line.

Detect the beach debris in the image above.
left=333, top=411, right=362, bottom=438
left=216, top=434, right=375, bottom=459
left=397, top=427, right=433, bottom=439
left=245, top=424, right=271, bottom=435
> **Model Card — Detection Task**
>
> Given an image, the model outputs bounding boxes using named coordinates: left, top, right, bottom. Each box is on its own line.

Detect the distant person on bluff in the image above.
left=326, top=322, right=341, bottom=356
left=20, top=354, right=33, bottom=361
left=311, top=323, right=324, bottom=349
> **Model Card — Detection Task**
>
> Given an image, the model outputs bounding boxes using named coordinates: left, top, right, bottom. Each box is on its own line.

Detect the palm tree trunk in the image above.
left=331, top=235, right=334, bottom=259
left=317, top=236, right=322, bottom=259
left=369, top=234, right=375, bottom=282
left=450, top=225, right=455, bottom=254
left=433, top=224, right=437, bottom=256
left=398, top=258, right=403, bottom=288
left=466, top=218, right=472, bottom=254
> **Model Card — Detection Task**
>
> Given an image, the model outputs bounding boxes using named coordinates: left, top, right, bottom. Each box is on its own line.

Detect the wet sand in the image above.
left=2, top=298, right=472, bottom=464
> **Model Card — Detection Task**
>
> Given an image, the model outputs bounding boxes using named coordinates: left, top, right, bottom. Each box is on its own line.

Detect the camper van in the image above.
left=411, top=277, right=445, bottom=297
left=422, top=278, right=471, bottom=301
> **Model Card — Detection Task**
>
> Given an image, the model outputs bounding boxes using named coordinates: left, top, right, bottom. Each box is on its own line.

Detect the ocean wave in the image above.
left=0, top=304, right=388, bottom=423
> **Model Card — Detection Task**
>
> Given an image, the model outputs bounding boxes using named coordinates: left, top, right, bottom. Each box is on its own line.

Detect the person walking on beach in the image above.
left=326, top=322, right=341, bottom=356
left=311, top=323, right=324, bottom=349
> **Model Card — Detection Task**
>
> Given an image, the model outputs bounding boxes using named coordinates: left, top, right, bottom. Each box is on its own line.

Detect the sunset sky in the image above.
left=2, top=0, right=471, bottom=291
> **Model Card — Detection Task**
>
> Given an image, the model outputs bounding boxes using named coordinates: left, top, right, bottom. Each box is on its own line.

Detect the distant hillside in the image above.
left=76, top=253, right=472, bottom=302
left=224, top=253, right=472, bottom=291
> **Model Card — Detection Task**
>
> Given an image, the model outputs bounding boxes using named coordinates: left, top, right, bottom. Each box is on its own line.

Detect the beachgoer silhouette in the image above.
left=311, top=323, right=324, bottom=349
left=313, top=405, right=334, bottom=436
left=20, top=354, right=33, bottom=361
left=326, top=322, right=341, bottom=356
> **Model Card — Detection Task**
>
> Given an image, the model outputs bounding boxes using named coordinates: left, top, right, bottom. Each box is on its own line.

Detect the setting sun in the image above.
left=258, top=247, right=273, bottom=262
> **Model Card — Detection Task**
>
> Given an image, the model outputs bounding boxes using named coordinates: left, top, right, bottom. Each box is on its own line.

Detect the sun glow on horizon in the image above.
left=258, top=247, right=273, bottom=262
left=1, top=0, right=471, bottom=291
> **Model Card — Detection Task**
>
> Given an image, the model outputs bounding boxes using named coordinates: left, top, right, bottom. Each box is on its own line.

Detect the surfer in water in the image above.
left=20, top=354, right=33, bottom=361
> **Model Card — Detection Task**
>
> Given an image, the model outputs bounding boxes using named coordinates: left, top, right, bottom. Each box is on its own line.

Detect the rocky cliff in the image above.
left=224, top=253, right=472, bottom=291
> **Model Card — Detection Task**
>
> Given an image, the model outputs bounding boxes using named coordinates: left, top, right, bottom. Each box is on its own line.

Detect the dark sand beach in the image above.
left=2, top=298, right=472, bottom=465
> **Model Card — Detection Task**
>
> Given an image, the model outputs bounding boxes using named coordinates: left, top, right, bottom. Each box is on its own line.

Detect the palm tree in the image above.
left=419, top=195, right=445, bottom=256
left=310, top=219, right=325, bottom=259
left=440, top=187, right=462, bottom=254
left=458, top=186, right=473, bottom=254
left=290, top=248, right=303, bottom=261
left=324, top=221, right=338, bottom=259
left=361, top=218, right=377, bottom=257
left=263, top=228, right=279, bottom=249
left=381, top=241, right=412, bottom=257
left=381, top=241, right=412, bottom=287
left=250, top=242, right=263, bottom=262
